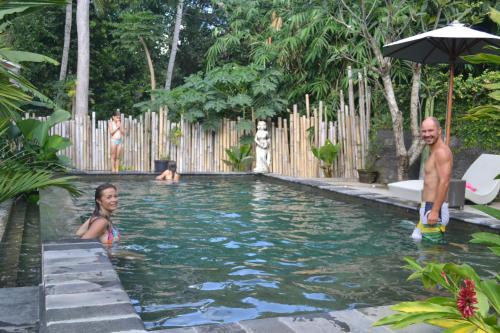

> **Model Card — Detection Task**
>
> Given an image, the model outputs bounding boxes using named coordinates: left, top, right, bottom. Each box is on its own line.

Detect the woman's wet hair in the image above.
left=168, top=161, right=177, bottom=173
left=93, top=183, right=117, bottom=218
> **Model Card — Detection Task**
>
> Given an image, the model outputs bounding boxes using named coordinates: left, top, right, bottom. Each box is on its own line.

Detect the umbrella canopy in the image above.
left=383, top=21, right=500, bottom=144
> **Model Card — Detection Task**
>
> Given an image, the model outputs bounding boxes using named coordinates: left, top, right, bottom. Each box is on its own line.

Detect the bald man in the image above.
left=411, top=117, right=453, bottom=243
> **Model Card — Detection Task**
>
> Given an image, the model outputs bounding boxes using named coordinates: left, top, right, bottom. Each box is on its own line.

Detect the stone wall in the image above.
left=0, top=200, right=13, bottom=243
left=372, top=130, right=499, bottom=184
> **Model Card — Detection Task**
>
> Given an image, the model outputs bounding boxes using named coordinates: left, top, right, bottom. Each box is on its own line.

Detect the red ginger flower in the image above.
left=457, top=279, right=478, bottom=319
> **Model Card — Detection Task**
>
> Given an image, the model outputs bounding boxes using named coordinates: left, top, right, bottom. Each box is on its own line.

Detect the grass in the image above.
left=473, top=205, right=500, bottom=220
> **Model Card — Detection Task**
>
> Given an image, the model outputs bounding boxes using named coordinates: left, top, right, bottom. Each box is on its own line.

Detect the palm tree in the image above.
left=59, top=0, right=72, bottom=81
left=75, top=0, right=89, bottom=118
left=165, top=0, right=184, bottom=90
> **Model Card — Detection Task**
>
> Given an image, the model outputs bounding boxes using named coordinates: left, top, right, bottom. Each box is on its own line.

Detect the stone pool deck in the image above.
left=263, top=174, right=500, bottom=230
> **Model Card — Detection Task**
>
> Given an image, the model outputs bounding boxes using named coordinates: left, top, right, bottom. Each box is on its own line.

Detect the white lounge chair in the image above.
left=462, top=154, right=500, bottom=205
left=388, top=179, right=423, bottom=202
left=388, top=154, right=500, bottom=205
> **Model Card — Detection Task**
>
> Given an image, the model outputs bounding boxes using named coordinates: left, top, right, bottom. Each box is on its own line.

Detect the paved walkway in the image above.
left=155, top=306, right=441, bottom=333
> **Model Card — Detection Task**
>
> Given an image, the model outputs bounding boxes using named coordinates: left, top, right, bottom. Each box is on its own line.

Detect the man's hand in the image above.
left=427, top=210, right=440, bottom=225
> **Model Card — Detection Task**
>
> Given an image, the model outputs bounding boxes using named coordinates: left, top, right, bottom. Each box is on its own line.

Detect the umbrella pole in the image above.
left=445, top=63, right=455, bottom=145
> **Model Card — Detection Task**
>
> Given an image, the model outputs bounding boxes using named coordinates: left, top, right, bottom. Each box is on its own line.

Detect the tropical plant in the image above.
left=9, top=110, right=72, bottom=169
left=461, top=8, right=500, bottom=122
left=111, top=10, right=165, bottom=93
left=169, top=126, right=182, bottom=146
left=137, top=63, right=286, bottom=130
left=373, top=232, right=500, bottom=332
left=223, top=144, right=254, bottom=171
left=0, top=158, right=79, bottom=203
left=311, top=139, right=340, bottom=177
left=0, top=0, right=78, bottom=203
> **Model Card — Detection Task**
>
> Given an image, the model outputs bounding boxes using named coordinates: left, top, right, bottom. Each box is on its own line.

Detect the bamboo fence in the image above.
left=41, top=67, right=371, bottom=178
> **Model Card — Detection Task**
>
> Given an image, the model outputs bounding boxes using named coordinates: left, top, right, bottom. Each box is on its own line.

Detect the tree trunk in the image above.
left=164, top=0, right=184, bottom=90
left=407, top=64, right=425, bottom=166
left=59, top=0, right=72, bottom=81
left=75, top=0, right=89, bottom=118
left=139, top=36, right=156, bottom=94
left=380, top=70, right=408, bottom=180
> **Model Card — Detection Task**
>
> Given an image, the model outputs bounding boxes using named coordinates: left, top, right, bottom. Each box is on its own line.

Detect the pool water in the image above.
left=72, top=177, right=499, bottom=330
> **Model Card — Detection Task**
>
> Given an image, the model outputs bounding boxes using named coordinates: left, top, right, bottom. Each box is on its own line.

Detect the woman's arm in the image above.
left=81, top=217, right=108, bottom=240
left=75, top=218, right=90, bottom=236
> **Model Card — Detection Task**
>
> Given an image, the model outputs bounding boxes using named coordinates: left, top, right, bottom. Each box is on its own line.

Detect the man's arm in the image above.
left=428, top=148, right=452, bottom=224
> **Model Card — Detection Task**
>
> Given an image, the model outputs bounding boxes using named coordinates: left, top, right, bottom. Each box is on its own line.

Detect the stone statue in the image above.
left=254, top=121, right=271, bottom=173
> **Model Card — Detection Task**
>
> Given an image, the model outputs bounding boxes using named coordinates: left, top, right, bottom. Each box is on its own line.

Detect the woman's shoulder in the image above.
left=89, top=215, right=109, bottom=226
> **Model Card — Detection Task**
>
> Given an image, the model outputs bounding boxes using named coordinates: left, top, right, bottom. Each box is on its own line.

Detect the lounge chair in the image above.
left=462, top=154, right=500, bottom=205
left=388, top=153, right=500, bottom=205
left=388, top=179, right=423, bottom=202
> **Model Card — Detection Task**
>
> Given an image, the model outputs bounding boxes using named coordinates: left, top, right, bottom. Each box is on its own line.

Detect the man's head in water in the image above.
left=421, top=117, right=442, bottom=146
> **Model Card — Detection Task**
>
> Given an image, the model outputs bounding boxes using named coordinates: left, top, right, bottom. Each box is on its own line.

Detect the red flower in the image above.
left=457, top=279, right=478, bottom=318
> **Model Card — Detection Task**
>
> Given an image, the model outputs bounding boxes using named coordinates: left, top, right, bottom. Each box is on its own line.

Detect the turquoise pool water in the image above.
left=72, top=177, right=499, bottom=330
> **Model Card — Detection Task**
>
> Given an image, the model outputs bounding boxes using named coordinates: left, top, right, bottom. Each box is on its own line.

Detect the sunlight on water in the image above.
left=72, top=177, right=499, bottom=330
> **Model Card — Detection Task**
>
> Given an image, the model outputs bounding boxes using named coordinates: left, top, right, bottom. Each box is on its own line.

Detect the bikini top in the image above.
left=89, top=216, right=121, bottom=244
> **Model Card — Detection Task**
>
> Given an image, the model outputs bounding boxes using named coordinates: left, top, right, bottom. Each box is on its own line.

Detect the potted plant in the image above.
left=357, top=132, right=381, bottom=183
left=154, top=154, right=171, bottom=173
left=311, top=139, right=340, bottom=177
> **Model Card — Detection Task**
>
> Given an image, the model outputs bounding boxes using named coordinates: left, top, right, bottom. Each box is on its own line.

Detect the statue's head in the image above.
left=257, top=121, right=267, bottom=131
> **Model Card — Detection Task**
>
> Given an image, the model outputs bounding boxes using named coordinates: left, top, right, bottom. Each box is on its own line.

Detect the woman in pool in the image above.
left=109, top=110, right=125, bottom=172
left=76, top=183, right=121, bottom=245
left=155, top=161, right=180, bottom=181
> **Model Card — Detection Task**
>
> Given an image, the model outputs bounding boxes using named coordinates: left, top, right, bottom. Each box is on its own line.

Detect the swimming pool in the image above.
left=72, top=176, right=499, bottom=330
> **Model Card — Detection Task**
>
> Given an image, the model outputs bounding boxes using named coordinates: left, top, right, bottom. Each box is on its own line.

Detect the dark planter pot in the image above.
left=358, top=169, right=378, bottom=183
left=154, top=160, right=170, bottom=173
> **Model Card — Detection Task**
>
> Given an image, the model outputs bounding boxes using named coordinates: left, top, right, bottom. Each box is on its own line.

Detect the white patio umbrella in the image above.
left=383, top=21, right=500, bottom=144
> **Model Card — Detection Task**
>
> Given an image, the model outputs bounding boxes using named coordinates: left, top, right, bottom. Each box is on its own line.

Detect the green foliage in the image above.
left=137, top=63, right=286, bottom=129
left=169, top=126, right=182, bottom=146
left=311, top=139, right=340, bottom=177
left=0, top=1, right=78, bottom=203
left=111, top=11, right=164, bottom=54
left=9, top=110, right=72, bottom=170
left=0, top=161, right=79, bottom=203
left=222, top=144, right=254, bottom=171
left=460, top=8, right=500, bottom=124
left=373, top=232, right=500, bottom=332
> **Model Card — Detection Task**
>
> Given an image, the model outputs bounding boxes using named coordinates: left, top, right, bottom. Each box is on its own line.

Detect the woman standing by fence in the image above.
left=109, top=110, right=125, bottom=172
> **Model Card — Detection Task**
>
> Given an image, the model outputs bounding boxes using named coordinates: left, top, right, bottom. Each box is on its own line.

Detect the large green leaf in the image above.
left=16, top=118, right=41, bottom=140
left=0, top=49, right=58, bottom=65
left=480, top=280, right=500, bottom=315
left=0, top=6, right=29, bottom=21
left=0, top=169, right=79, bottom=203
left=391, top=301, right=459, bottom=315
left=470, top=233, right=500, bottom=248
left=462, top=53, right=500, bottom=65
left=441, top=322, right=478, bottom=333
left=45, top=135, right=71, bottom=152
left=47, top=109, right=71, bottom=127
left=461, top=105, right=500, bottom=121
left=373, top=311, right=461, bottom=328
left=475, top=290, right=490, bottom=317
